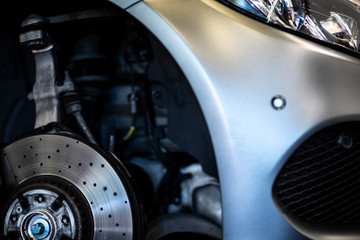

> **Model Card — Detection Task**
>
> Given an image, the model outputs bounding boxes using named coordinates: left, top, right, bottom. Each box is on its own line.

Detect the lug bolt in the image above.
left=62, top=216, right=70, bottom=226
left=36, top=194, right=44, bottom=203
left=10, top=215, right=17, bottom=223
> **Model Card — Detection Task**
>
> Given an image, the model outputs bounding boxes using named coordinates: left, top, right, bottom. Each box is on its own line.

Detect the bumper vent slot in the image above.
left=273, top=122, right=360, bottom=224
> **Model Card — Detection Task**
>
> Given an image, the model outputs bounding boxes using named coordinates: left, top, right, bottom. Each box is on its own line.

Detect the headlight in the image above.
left=222, top=0, right=360, bottom=52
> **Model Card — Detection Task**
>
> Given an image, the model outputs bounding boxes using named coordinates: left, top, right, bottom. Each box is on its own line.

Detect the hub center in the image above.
left=26, top=213, right=52, bottom=239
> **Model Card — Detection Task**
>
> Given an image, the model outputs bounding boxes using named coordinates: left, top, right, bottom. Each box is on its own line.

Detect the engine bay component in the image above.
left=0, top=133, right=141, bottom=239
left=179, top=164, right=222, bottom=226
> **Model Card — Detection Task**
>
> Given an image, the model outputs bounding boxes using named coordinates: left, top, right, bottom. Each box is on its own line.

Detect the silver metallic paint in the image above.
left=111, top=0, right=360, bottom=239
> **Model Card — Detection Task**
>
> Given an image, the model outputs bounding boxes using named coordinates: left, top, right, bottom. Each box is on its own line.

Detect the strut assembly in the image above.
left=0, top=10, right=142, bottom=240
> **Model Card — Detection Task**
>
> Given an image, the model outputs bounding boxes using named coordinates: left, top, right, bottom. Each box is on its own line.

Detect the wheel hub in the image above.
left=4, top=186, right=78, bottom=240
left=1, top=133, right=139, bottom=239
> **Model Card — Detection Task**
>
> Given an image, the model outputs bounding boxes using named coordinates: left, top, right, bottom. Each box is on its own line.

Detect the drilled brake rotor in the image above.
left=0, top=133, right=139, bottom=240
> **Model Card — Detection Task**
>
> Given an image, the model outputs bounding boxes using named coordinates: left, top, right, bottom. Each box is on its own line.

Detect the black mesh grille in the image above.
left=274, top=122, right=360, bottom=224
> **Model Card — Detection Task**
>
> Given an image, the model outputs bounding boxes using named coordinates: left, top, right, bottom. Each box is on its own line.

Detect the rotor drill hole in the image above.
left=48, top=156, right=51, bottom=159
left=78, top=163, right=82, bottom=166
left=40, top=163, right=43, bottom=166
left=56, top=149, right=60, bottom=153
left=23, top=155, right=26, bottom=158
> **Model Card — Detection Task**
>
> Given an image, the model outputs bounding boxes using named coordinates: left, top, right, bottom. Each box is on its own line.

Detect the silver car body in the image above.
left=109, top=0, right=360, bottom=239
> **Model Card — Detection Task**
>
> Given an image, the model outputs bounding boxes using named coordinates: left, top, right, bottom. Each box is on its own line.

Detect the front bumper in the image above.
left=116, top=0, right=360, bottom=239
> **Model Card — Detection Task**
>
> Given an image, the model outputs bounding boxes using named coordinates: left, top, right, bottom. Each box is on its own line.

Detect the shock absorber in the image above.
left=67, top=33, right=110, bottom=98
left=67, top=32, right=113, bottom=148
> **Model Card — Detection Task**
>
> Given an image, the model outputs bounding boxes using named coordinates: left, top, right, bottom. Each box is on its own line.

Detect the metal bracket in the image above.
left=20, top=27, right=59, bottom=128
left=19, top=9, right=118, bottom=129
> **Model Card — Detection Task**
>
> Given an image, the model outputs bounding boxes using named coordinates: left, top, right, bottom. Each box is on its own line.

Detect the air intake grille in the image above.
left=273, top=122, right=360, bottom=224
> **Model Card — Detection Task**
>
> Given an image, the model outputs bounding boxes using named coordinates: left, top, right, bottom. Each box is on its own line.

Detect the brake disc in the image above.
left=0, top=133, right=141, bottom=240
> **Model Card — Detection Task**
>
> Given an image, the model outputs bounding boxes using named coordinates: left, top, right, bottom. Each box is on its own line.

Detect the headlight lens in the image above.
left=223, top=0, right=360, bottom=52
